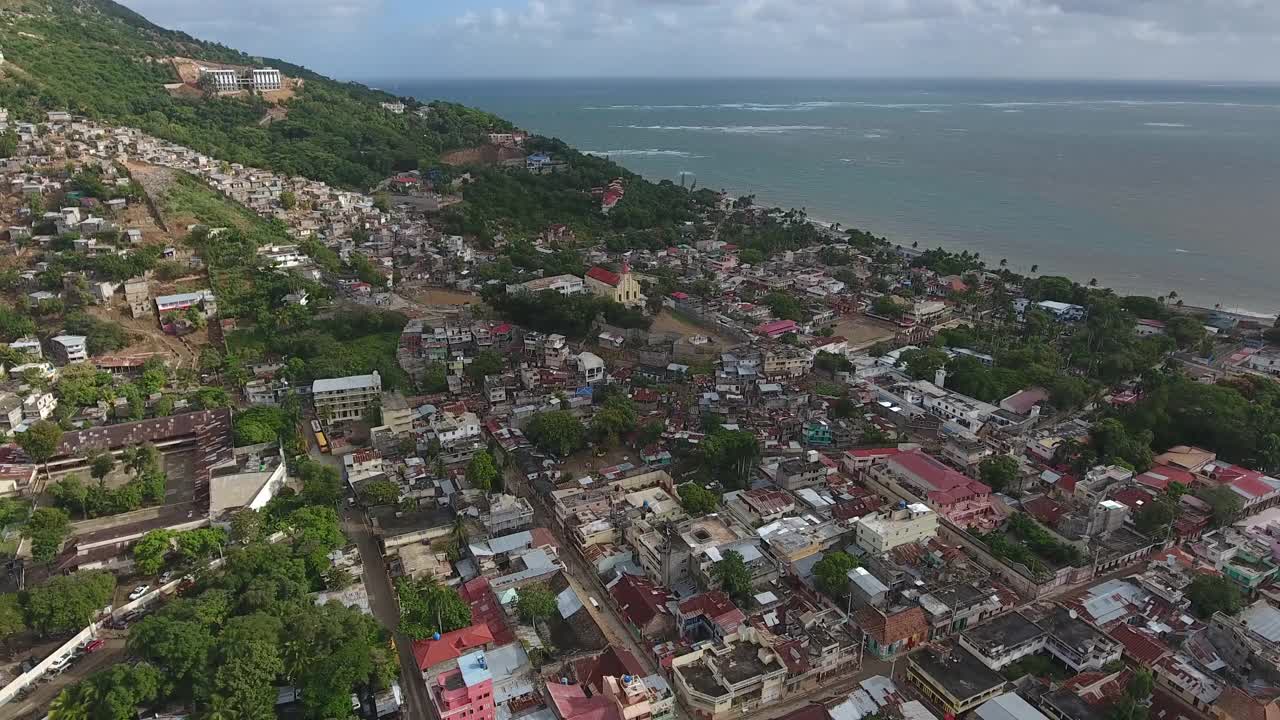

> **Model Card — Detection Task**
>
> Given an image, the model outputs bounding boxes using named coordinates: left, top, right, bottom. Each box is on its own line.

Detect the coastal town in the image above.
left=0, top=19, right=1280, bottom=720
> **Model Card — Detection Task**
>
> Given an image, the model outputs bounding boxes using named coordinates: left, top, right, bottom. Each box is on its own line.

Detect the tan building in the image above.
left=855, top=503, right=939, bottom=555
left=585, top=263, right=644, bottom=308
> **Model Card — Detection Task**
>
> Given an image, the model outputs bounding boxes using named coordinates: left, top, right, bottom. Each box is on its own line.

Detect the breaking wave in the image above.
left=581, top=149, right=705, bottom=158
left=622, top=124, right=837, bottom=134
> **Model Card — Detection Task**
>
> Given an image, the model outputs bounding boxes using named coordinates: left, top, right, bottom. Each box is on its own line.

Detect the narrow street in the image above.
left=503, top=468, right=661, bottom=679
left=341, top=503, right=433, bottom=720
left=7, top=633, right=128, bottom=720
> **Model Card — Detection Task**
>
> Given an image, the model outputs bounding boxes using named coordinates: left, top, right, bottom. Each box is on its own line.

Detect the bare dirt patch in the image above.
left=85, top=303, right=203, bottom=370
left=650, top=309, right=735, bottom=347
left=440, top=146, right=525, bottom=166
left=833, top=314, right=898, bottom=350
left=405, top=287, right=482, bottom=307
left=259, top=106, right=289, bottom=126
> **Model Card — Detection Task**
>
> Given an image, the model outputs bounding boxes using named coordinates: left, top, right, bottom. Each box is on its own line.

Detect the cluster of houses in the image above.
left=8, top=102, right=1280, bottom=720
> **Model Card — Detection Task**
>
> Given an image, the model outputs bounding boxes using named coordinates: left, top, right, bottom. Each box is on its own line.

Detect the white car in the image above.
left=128, top=584, right=151, bottom=600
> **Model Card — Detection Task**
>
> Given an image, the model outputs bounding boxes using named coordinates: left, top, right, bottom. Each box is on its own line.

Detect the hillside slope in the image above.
left=0, top=0, right=509, bottom=189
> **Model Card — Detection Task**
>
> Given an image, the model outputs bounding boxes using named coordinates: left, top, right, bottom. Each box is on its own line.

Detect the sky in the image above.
left=119, top=0, right=1280, bottom=82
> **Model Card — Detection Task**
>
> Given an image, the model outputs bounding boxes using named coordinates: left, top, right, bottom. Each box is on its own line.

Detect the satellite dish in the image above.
left=1068, top=609, right=1078, bottom=620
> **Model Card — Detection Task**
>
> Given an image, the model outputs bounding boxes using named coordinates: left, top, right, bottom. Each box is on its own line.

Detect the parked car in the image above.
left=48, top=653, right=75, bottom=674
left=128, top=584, right=151, bottom=600
left=81, top=638, right=105, bottom=654
left=159, top=571, right=173, bottom=584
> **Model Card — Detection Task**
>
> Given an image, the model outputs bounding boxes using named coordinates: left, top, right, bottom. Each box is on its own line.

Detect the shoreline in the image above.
left=737, top=199, right=1280, bottom=323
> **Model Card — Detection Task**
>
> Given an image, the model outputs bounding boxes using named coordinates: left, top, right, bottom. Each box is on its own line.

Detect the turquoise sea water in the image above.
left=377, top=78, right=1280, bottom=314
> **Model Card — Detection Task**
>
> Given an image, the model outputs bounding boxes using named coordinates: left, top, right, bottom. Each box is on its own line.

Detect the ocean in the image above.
left=376, top=78, right=1280, bottom=314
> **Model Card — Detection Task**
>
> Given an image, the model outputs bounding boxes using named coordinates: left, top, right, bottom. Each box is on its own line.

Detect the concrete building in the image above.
left=854, top=502, right=938, bottom=555
left=483, top=494, right=534, bottom=535
left=775, top=453, right=829, bottom=491
left=906, top=644, right=1006, bottom=717
left=8, top=337, right=41, bottom=359
left=199, top=66, right=283, bottom=92
left=578, top=352, right=606, bottom=385
left=49, top=334, right=87, bottom=364
left=959, top=612, right=1046, bottom=671
left=670, top=627, right=787, bottom=720
left=506, top=274, right=584, bottom=297
left=312, top=371, right=382, bottom=422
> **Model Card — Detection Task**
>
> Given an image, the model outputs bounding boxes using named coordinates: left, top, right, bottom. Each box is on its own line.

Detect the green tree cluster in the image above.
left=700, top=429, right=760, bottom=490
left=813, top=552, right=858, bottom=598
left=678, top=483, right=719, bottom=517
left=526, top=411, right=587, bottom=457
left=397, top=576, right=472, bottom=639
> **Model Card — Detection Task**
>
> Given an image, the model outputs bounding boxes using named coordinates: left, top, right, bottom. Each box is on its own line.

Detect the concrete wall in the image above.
left=0, top=559, right=226, bottom=706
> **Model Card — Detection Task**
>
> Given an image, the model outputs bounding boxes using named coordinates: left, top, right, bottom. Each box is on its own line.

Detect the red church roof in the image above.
left=586, top=266, right=621, bottom=287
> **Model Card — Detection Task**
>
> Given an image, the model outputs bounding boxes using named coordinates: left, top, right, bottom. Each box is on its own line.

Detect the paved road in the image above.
left=7, top=632, right=127, bottom=720
left=341, top=503, right=433, bottom=720
left=503, top=468, right=661, bottom=679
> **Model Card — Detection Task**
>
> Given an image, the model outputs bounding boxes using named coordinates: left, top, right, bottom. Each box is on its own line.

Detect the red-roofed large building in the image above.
left=584, top=263, right=644, bottom=308
left=412, top=622, right=496, bottom=674
left=1200, top=461, right=1280, bottom=512
left=610, top=573, right=677, bottom=640
left=867, top=451, right=1002, bottom=531
left=755, top=319, right=798, bottom=339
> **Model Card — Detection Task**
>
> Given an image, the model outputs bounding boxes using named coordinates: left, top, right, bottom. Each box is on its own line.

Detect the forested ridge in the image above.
left=0, top=0, right=509, bottom=189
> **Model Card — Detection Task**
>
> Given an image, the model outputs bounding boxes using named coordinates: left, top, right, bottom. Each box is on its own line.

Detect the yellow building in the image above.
left=585, top=263, right=645, bottom=308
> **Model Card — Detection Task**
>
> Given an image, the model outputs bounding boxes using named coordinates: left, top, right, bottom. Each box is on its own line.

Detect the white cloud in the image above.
left=120, top=0, right=1280, bottom=80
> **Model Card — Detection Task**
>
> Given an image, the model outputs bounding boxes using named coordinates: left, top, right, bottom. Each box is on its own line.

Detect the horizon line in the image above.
left=345, top=74, right=1280, bottom=87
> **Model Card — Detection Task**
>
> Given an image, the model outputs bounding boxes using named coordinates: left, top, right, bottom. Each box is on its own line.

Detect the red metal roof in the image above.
left=1108, top=624, right=1171, bottom=666
left=610, top=573, right=674, bottom=630
left=411, top=622, right=495, bottom=671
left=586, top=266, right=621, bottom=287
left=1136, top=464, right=1195, bottom=490
left=755, top=319, right=798, bottom=336
left=845, top=448, right=901, bottom=459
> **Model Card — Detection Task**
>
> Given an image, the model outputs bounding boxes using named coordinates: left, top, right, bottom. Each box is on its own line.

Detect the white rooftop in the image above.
left=312, top=372, right=380, bottom=393
left=975, top=693, right=1048, bottom=720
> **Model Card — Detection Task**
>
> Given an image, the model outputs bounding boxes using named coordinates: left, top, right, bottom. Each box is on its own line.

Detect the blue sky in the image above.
left=120, top=0, right=1280, bottom=82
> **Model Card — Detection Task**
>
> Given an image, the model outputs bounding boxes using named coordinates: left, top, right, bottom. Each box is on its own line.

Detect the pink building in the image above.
left=431, top=650, right=495, bottom=720
left=547, top=674, right=656, bottom=720
left=868, top=450, right=1003, bottom=532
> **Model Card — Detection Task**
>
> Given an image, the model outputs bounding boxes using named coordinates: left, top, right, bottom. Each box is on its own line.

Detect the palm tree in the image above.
left=452, top=514, right=469, bottom=546
left=49, top=687, right=91, bottom=720
left=1030, top=264, right=1039, bottom=274
left=1089, top=278, right=1098, bottom=287
left=999, top=258, right=1007, bottom=268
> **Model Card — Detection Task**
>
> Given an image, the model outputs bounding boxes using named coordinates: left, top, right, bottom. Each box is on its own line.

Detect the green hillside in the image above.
left=0, top=0, right=508, bottom=188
